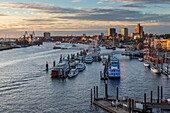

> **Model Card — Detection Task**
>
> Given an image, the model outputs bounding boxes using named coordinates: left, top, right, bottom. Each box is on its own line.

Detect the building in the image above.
left=108, top=28, right=116, bottom=36
left=96, top=33, right=105, bottom=41
left=44, top=32, right=51, bottom=39
left=154, top=39, right=170, bottom=50
left=134, top=24, right=144, bottom=37
left=121, top=28, right=128, bottom=38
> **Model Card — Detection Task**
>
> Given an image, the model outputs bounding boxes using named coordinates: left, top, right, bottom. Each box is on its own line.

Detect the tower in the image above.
left=108, top=28, right=116, bottom=36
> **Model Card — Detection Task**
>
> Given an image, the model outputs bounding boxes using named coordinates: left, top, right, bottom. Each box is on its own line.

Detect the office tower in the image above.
left=121, top=28, right=128, bottom=38
left=108, top=28, right=116, bottom=36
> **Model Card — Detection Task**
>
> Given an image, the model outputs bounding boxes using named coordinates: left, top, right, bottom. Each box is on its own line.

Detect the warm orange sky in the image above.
left=0, top=0, right=170, bottom=38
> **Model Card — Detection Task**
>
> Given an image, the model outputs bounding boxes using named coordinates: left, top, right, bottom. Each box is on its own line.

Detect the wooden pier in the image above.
left=91, top=85, right=170, bottom=113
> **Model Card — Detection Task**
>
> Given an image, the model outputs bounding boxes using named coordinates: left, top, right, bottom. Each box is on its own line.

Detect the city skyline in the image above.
left=0, top=0, right=170, bottom=38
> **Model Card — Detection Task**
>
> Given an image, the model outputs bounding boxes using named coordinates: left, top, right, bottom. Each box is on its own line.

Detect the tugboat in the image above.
left=108, top=57, right=121, bottom=79
left=51, top=61, right=70, bottom=78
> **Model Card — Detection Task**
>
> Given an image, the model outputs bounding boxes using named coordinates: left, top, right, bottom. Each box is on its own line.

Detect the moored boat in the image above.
left=144, top=61, right=150, bottom=67
left=68, top=69, right=79, bottom=78
left=51, top=61, right=70, bottom=78
left=76, top=63, right=86, bottom=72
left=72, top=44, right=76, bottom=47
left=85, top=56, right=93, bottom=63
left=151, top=66, right=160, bottom=74
left=70, top=61, right=78, bottom=68
left=53, top=46, right=61, bottom=49
left=108, top=57, right=121, bottom=79
left=138, top=58, right=144, bottom=62
left=161, top=98, right=170, bottom=104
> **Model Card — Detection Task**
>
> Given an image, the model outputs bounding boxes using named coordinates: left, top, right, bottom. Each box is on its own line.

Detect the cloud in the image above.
left=0, top=2, right=86, bottom=14
left=72, top=0, right=82, bottom=2
left=56, top=8, right=170, bottom=23
left=0, top=11, right=8, bottom=16
left=119, top=4, right=146, bottom=9
left=23, top=18, right=56, bottom=22
left=98, top=0, right=170, bottom=4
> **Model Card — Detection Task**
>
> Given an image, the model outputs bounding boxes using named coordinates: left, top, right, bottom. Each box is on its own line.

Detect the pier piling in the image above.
left=132, top=99, right=134, bottom=113
left=46, top=61, right=48, bottom=71
left=144, top=93, right=146, bottom=112
left=116, top=87, right=119, bottom=100
left=161, top=86, right=163, bottom=102
left=105, top=83, right=108, bottom=98
left=96, top=86, right=98, bottom=100
left=157, top=86, right=159, bottom=103
left=128, top=98, right=131, bottom=113
left=94, top=86, right=96, bottom=101
left=91, top=88, right=92, bottom=104
left=53, top=61, right=55, bottom=67
left=150, top=91, right=152, bottom=104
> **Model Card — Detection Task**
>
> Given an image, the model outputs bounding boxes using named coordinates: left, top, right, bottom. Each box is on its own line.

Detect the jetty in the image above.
left=91, top=85, right=170, bottom=113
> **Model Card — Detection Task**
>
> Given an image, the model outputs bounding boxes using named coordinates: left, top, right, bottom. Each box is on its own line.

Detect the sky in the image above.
left=0, top=0, right=170, bottom=38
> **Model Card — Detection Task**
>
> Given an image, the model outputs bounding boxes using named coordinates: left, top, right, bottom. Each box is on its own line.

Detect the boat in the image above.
left=55, top=42, right=61, bottom=45
left=76, top=63, right=86, bottom=72
left=72, top=44, right=76, bottom=47
left=161, top=98, right=170, bottom=104
left=70, top=61, right=78, bottom=68
left=61, top=47, right=67, bottom=49
left=51, top=61, right=70, bottom=78
left=106, top=45, right=113, bottom=49
left=144, top=61, right=150, bottom=67
left=138, top=58, right=144, bottom=62
left=151, top=66, right=160, bottom=74
left=108, top=57, right=121, bottom=79
left=53, top=46, right=61, bottom=49
left=85, top=56, right=93, bottom=63
left=68, top=69, right=79, bottom=78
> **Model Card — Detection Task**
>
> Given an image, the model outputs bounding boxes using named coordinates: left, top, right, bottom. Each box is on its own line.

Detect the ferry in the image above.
left=51, top=61, right=70, bottom=78
left=108, top=57, right=121, bottom=79
left=85, top=56, right=93, bottom=63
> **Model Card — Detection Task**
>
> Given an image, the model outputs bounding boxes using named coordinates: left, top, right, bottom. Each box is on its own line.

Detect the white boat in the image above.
left=68, top=69, right=79, bottom=78
left=144, top=61, right=150, bottom=67
left=85, top=56, right=93, bottom=63
left=70, top=61, right=78, bottom=68
left=138, top=58, right=144, bottom=62
left=151, top=66, right=160, bottom=74
left=76, top=63, right=86, bottom=72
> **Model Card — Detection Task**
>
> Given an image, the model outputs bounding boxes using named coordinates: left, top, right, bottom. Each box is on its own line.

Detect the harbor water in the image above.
left=0, top=43, right=169, bottom=113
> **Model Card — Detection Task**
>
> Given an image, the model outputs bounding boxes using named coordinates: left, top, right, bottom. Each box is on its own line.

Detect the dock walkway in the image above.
left=93, top=100, right=128, bottom=113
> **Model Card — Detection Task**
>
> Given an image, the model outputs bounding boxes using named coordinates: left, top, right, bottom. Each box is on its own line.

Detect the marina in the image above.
left=0, top=42, right=169, bottom=113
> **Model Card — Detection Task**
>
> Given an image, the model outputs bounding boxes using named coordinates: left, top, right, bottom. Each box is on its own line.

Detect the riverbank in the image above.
left=0, top=44, right=39, bottom=51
